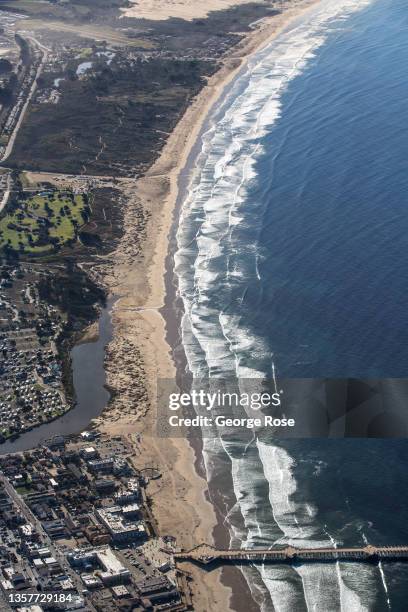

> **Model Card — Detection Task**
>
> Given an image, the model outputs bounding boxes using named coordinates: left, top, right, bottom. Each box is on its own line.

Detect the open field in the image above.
left=7, top=56, right=215, bottom=176
left=4, top=1, right=278, bottom=178
left=0, top=190, right=87, bottom=254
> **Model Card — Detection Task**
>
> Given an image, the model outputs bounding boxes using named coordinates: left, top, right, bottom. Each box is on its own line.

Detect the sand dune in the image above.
left=122, top=0, right=268, bottom=21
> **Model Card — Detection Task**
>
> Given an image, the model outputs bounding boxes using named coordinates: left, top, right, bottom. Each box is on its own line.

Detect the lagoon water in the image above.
left=175, top=0, right=408, bottom=609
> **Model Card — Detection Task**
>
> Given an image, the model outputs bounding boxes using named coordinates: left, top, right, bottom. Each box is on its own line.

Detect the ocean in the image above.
left=174, top=0, right=408, bottom=610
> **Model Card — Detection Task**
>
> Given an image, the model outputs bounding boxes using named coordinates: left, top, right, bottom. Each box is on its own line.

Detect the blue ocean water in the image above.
left=177, top=0, right=408, bottom=380
left=175, top=0, right=408, bottom=609
left=253, top=0, right=408, bottom=378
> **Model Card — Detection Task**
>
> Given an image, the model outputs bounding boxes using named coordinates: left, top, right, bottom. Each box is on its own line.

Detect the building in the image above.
left=81, top=447, right=97, bottom=460
left=135, top=575, right=176, bottom=600
left=121, top=504, right=141, bottom=519
left=88, top=458, right=115, bottom=474
left=81, top=573, right=102, bottom=589
left=80, top=431, right=95, bottom=441
left=43, top=519, right=67, bottom=539
left=68, top=550, right=97, bottom=571
left=111, top=585, right=130, bottom=599
left=96, top=506, right=145, bottom=543
left=96, top=547, right=131, bottom=586
left=127, top=478, right=140, bottom=498
left=95, top=479, right=116, bottom=494
left=44, top=556, right=60, bottom=574
left=112, top=458, right=132, bottom=475
left=84, top=524, right=110, bottom=546
left=60, top=578, right=75, bottom=591
left=32, top=558, right=47, bottom=576
left=68, top=547, right=130, bottom=587
left=114, top=489, right=138, bottom=505
left=114, top=479, right=140, bottom=505
left=20, top=524, right=34, bottom=538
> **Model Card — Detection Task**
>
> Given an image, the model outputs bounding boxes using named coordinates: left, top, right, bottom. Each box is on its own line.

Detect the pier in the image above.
left=174, top=544, right=408, bottom=567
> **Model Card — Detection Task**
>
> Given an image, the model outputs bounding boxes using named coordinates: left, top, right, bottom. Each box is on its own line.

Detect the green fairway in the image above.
left=0, top=191, right=88, bottom=254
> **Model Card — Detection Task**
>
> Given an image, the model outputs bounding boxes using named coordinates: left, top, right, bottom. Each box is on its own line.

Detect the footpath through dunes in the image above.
left=175, top=544, right=408, bottom=567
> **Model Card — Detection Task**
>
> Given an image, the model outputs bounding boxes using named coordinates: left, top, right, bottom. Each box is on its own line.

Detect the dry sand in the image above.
left=122, top=0, right=268, bottom=21
left=98, top=0, right=321, bottom=609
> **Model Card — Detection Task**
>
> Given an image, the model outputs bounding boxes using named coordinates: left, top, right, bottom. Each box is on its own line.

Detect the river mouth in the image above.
left=0, top=296, right=115, bottom=454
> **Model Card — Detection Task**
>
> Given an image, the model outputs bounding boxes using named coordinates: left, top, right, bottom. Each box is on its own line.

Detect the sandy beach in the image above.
left=97, top=0, right=322, bottom=609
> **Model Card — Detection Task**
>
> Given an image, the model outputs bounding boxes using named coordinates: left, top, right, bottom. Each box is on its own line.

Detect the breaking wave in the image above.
left=173, top=0, right=395, bottom=610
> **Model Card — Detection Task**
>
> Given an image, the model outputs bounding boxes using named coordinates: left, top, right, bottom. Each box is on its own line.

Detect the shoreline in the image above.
left=101, top=0, right=322, bottom=609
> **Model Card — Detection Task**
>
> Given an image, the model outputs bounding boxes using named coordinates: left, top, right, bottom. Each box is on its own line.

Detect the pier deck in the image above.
left=174, top=544, right=408, bottom=567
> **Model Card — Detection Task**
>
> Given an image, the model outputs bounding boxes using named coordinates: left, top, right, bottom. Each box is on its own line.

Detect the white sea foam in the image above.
left=175, top=0, right=373, bottom=379
left=378, top=561, right=391, bottom=610
left=175, top=0, right=379, bottom=609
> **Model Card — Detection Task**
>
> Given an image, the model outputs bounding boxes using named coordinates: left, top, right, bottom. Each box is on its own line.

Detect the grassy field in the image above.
left=0, top=191, right=87, bottom=254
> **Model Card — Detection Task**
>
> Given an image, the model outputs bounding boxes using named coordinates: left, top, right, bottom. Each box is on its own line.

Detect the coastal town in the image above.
left=0, top=260, right=69, bottom=442
left=0, top=430, right=193, bottom=610
left=0, top=0, right=403, bottom=610
left=0, top=2, right=201, bottom=607
left=0, top=0, right=281, bottom=431
left=0, top=0, right=246, bottom=607
left=0, top=182, right=99, bottom=443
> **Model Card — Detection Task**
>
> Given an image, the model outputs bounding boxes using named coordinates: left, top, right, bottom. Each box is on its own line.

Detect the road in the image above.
left=1, top=36, right=50, bottom=163
left=0, top=173, right=11, bottom=214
